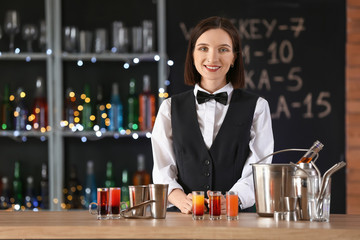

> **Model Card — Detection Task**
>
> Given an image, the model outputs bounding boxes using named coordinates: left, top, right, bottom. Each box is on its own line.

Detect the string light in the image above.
left=167, top=60, right=174, bottom=66
left=77, top=60, right=84, bottom=66
left=132, top=133, right=139, bottom=139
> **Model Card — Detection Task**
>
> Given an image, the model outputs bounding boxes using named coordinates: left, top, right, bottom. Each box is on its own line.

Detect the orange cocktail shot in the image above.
left=226, top=191, right=239, bottom=220
left=192, top=191, right=204, bottom=220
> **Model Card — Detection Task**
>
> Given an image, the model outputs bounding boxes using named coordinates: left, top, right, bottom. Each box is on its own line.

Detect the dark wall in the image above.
left=166, top=0, right=346, bottom=213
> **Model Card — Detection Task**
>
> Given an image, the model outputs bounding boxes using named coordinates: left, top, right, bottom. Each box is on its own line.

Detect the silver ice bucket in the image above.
left=252, top=163, right=297, bottom=217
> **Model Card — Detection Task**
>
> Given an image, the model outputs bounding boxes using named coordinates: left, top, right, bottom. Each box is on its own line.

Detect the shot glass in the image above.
left=192, top=191, right=204, bottom=220
left=89, top=188, right=109, bottom=220
left=109, top=187, right=121, bottom=219
left=226, top=191, right=239, bottom=220
left=209, top=191, right=222, bottom=220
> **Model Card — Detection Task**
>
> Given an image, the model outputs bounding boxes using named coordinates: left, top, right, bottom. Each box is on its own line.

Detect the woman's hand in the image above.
left=168, top=189, right=193, bottom=214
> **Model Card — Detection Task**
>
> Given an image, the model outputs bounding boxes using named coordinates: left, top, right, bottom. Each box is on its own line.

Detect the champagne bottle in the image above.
left=139, top=75, right=156, bottom=131
left=127, top=78, right=139, bottom=130
left=13, top=161, right=23, bottom=208
left=1, top=84, right=13, bottom=130
left=64, top=88, right=76, bottom=130
left=0, top=177, right=10, bottom=209
left=121, top=169, right=130, bottom=209
left=82, top=84, right=93, bottom=131
left=13, top=87, right=29, bottom=131
left=297, top=140, right=324, bottom=164
left=32, top=77, right=48, bottom=131
left=84, top=160, right=97, bottom=207
left=95, top=85, right=107, bottom=130
left=132, top=154, right=150, bottom=185
left=40, top=163, right=49, bottom=209
left=105, top=161, right=116, bottom=188
left=108, top=83, right=123, bottom=131
left=25, top=176, right=39, bottom=209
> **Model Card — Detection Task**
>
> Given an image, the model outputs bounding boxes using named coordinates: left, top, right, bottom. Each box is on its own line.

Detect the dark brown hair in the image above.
left=184, top=16, right=245, bottom=89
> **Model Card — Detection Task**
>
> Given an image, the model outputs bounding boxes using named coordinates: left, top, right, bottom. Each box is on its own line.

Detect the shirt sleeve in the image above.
left=151, top=98, right=184, bottom=197
left=229, top=97, right=274, bottom=209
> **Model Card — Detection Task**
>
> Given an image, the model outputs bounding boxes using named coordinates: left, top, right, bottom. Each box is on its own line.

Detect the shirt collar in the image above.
left=194, top=82, right=234, bottom=104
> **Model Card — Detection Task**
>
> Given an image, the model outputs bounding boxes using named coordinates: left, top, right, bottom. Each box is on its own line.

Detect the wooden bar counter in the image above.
left=0, top=211, right=360, bottom=239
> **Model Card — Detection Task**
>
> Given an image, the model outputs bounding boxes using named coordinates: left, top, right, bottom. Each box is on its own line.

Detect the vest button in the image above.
left=204, top=172, right=210, bottom=177
left=204, top=185, right=210, bottom=190
left=204, top=160, right=210, bottom=165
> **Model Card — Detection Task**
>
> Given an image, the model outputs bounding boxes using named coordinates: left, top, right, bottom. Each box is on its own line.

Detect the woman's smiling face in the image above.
left=193, top=28, right=236, bottom=86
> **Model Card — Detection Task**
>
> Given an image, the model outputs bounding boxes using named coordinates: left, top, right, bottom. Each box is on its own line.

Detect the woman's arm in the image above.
left=151, top=98, right=192, bottom=213
left=230, top=97, right=274, bottom=209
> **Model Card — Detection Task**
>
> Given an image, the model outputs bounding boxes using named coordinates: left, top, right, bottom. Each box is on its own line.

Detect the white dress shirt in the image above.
left=151, top=83, right=274, bottom=209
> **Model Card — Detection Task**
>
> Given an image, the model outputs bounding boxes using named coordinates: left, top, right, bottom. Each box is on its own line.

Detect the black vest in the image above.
left=171, top=89, right=258, bottom=194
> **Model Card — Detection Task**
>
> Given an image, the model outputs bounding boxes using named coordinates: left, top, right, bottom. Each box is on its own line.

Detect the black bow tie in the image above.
left=196, top=90, right=228, bottom=105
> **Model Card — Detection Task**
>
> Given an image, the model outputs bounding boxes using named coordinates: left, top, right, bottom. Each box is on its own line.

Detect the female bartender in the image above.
left=151, top=16, right=274, bottom=214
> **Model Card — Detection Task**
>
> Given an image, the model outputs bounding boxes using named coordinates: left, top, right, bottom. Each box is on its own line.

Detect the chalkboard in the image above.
left=166, top=0, right=346, bottom=213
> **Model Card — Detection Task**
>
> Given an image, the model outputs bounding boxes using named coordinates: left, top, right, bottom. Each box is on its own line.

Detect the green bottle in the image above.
left=127, top=78, right=139, bottom=130
left=95, top=85, right=107, bottom=130
left=121, top=169, right=130, bottom=209
left=105, top=162, right=115, bottom=188
left=13, top=161, right=23, bottom=208
left=82, top=84, right=93, bottom=130
left=1, top=84, right=13, bottom=130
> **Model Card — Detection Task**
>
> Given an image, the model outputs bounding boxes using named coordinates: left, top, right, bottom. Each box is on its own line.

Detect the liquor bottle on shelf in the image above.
left=31, top=77, right=48, bottom=132
left=139, top=75, right=156, bottom=131
left=40, top=163, right=49, bottom=209
left=142, top=20, right=155, bottom=53
left=95, top=85, right=107, bottom=131
left=127, top=78, right=139, bottom=130
left=133, top=154, right=150, bottom=185
left=24, top=176, right=39, bottom=209
left=64, top=88, right=77, bottom=130
left=13, top=161, right=23, bottom=209
left=105, top=161, right=115, bottom=188
left=0, top=177, right=11, bottom=209
left=65, top=165, right=83, bottom=209
left=81, top=84, right=94, bottom=131
left=108, top=82, right=123, bottom=131
left=297, top=140, right=324, bottom=164
left=84, top=160, right=96, bottom=207
left=13, top=87, right=29, bottom=131
left=121, top=169, right=130, bottom=209
left=1, top=84, right=13, bottom=130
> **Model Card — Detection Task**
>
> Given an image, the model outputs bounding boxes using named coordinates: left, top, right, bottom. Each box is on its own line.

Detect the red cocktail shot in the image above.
left=109, top=187, right=121, bottom=219
left=98, top=188, right=109, bottom=218
left=209, top=191, right=221, bottom=220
